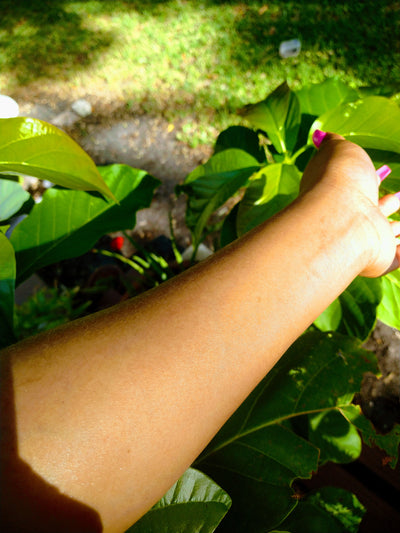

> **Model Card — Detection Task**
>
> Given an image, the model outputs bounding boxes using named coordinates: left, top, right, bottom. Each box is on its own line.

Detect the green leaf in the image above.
left=315, top=278, right=381, bottom=340
left=197, top=439, right=303, bottom=533
left=0, top=178, right=30, bottom=222
left=214, top=126, right=266, bottom=163
left=178, top=149, right=260, bottom=248
left=314, top=299, right=342, bottom=332
left=241, top=82, right=301, bottom=154
left=181, top=148, right=260, bottom=184
left=377, top=269, right=400, bottom=330
left=126, top=468, right=231, bottom=533
left=342, top=404, right=400, bottom=468
left=236, top=163, right=301, bottom=236
left=280, top=487, right=365, bottom=533
left=308, top=410, right=362, bottom=465
left=196, top=331, right=376, bottom=532
left=0, top=225, right=10, bottom=235
left=366, top=150, right=400, bottom=192
left=366, top=149, right=400, bottom=221
left=357, top=85, right=398, bottom=98
left=296, top=79, right=359, bottom=117
left=0, top=232, right=16, bottom=348
left=313, top=97, right=400, bottom=153
left=0, top=117, right=116, bottom=201
left=11, top=165, right=159, bottom=284
left=220, top=202, right=240, bottom=248
left=337, top=277, right=382, bottom=340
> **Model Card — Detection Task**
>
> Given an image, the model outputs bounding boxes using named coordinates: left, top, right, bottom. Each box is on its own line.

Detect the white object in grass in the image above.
left=279, top=39, right=301, bottom=58
left=71, top=99, right=92, bottom=118
left=0, top=95, right=19, bottom=118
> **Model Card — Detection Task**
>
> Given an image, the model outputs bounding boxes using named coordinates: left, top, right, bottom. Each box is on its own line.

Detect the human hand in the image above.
left=301, top=130, right=400, bottom=278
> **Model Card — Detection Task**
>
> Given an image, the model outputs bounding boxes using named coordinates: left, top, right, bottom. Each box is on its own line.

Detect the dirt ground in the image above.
left=18, top=95, right=212, bottom=247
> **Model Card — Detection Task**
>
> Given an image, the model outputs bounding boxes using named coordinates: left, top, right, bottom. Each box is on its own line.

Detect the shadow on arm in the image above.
left=0, top=353, right=103, bottom=533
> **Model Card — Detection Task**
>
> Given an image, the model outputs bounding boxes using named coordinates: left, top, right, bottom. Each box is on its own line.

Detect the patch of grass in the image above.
left=1, top=1, right=399, bottom=146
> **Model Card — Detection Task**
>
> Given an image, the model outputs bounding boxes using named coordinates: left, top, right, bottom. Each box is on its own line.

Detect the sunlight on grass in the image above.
left=1, top=0, right=399, bottom=145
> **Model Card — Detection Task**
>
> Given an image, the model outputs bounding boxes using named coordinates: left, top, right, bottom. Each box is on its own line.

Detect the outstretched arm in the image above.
left=1, top=133, right=399, bottom=532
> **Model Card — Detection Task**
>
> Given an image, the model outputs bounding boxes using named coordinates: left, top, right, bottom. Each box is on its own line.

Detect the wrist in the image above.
left=297, top=182, right=375, bottom=278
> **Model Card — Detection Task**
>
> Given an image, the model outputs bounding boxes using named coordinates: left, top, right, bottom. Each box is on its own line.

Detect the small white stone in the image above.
left=279, top=39, right=301, bottom=58
left=71, top=99, right=92, bottom=118
left=0, top=95, right=19, bottom=118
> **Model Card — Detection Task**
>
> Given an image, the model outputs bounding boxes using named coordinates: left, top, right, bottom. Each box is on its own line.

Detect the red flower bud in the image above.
left=110, top=236, right=124, bottom=251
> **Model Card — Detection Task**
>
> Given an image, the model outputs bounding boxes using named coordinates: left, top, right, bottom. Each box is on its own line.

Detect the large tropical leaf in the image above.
left=236, top=163, right=301, bottom=236
left=177, top=149, right=260, bottom=248
left=181, top=148, right=260, bottom=184
left=214, top=126, right=266, bottom=163
left=337, top=277, right=382, bottom=340
left=307, top=410, right=362, bottom=465
left=11, top=165, right=159, bottom=284
left=0, top=232, right=16, bottom=348
left=241, top=82, right=301, bottom=154
left=366, top=149, right=400, bottom=223
left=341, top=404, right=400, bottom=468
left=280, top=487, right=365, bottom=533
left=296, top=79, right=359, bottom=117
left=314, top=299, right=342, bottom=333
left=0, top=117, right=116, bottom=200
left=366, top=149, right=400, bottom=189
left=126, top=468, right=231, bottom=533
left=315, top=277, right=382, bottom=341
left=0, top=178, right=30, bottom=222
left=219, top=203, right=240, bottom=248
left=195, top=331, right=377, bottom=532
left=377, top=270, right=400, bottom=330
left=312, top=97, right=400, bottom=153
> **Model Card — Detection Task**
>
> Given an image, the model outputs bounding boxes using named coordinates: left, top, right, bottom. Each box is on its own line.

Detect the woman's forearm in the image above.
left=1, top=176, right=373, bottom=532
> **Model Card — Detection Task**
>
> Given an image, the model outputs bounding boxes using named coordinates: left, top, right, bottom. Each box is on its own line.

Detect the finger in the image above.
left=391, top=220, right=400, bottom=237
left=379, top=194, right=400, bottom=217
left=376, top=165, right=392, bottom=183
left=383, top=245, right=400, bottom=275
left=312, top=130, right=345, bottom=149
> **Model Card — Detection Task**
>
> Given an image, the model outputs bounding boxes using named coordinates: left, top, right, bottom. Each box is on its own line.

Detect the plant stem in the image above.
left=290, top=143, right=314, bottom=163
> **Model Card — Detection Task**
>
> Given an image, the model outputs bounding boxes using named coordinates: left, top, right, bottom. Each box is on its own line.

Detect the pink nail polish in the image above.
left=312, top=129, right=327, bottom=149
left=376, top=165, right=392, bottom=182
left=394, top=192, right=400, bottom=200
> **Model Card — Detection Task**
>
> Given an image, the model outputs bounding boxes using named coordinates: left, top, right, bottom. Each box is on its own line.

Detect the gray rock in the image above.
left=71, top=99, right=92, bottom=118
left=51, top=109, right=80, bottom=128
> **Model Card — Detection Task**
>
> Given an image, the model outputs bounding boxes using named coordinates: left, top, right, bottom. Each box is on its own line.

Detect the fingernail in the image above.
left=394, top=191, right=400, bottom=200
left=376, top=165, right=392, bottom=182
left=312, top=129, right=327, bottom=149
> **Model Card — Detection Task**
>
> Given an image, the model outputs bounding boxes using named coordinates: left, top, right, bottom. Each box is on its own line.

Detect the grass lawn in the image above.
left=1, top=0, right=399, bottom=145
